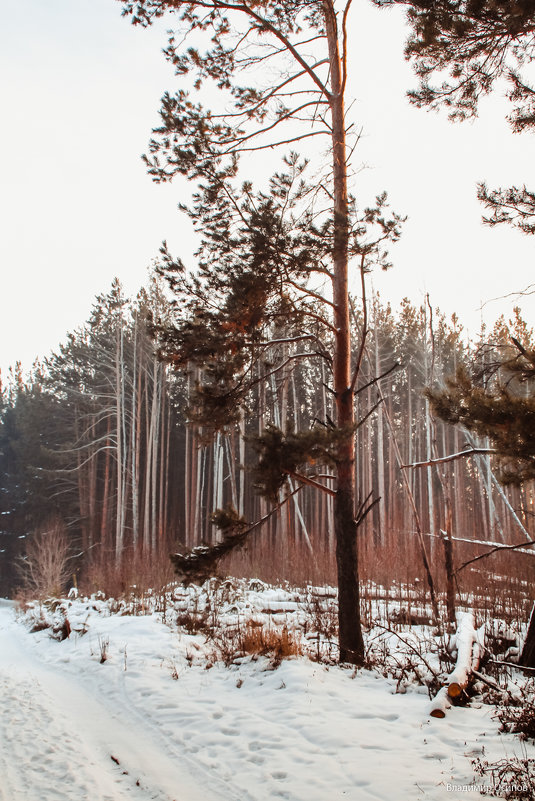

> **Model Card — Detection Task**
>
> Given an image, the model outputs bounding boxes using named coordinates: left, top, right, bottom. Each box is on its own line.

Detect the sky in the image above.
left=1, top=0, right=534, bottom=379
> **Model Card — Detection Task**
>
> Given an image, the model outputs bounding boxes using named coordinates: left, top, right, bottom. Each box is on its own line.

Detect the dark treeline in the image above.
left=0, top=281, right=533, bottom=595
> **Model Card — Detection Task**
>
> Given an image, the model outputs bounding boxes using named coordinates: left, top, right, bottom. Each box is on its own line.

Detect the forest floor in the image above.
left=0, top=584, right=534, bottom=801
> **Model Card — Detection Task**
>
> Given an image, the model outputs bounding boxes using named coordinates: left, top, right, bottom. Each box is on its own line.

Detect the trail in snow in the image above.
left=0, top=596, right=533, bottom=801
left=0, top=606, right=226, bottom=801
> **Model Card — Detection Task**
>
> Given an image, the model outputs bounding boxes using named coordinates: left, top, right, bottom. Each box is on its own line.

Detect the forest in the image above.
left=1, top=281, right=533, bottom=608
left=4, top=2, right=535, bottom=798
left=2, top=0, right=535, bottom=662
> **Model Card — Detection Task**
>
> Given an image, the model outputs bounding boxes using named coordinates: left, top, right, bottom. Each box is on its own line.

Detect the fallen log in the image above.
left=429, top=611, right=485, bottom=718
left=428, top=686, right=451, bottom=719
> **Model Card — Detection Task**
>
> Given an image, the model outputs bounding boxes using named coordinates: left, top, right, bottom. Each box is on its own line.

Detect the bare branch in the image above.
left=353, top=361, right=400, bottom=396
left=285, top=468, right=337, bottom=497
left=189, top=0, right=332, bottom=98
left=224, top=129, right=330, bottom=154
left=401, top=447, right=499, bottom=470
left=456, top=539, right=535, bottom=574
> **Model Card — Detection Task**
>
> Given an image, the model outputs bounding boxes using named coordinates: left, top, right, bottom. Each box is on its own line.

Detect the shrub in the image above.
left=495, top=679, right=535, bottom=742
left=208, top=620, right=301, bottom=668
left=17, top=521, right=71, bottom=601
left=473, top=754, right=535, bottom=800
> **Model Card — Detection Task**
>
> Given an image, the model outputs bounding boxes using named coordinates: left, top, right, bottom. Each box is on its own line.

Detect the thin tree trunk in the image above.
left=100, top=415, right=112, bottom=555
left=115, top=322, right=125, bottom=561
left=150, top=363, right=161, bottom=552
left=374, top=322, right=386, bottom=545
left=131, top=315, right=139, bottom=550
left=238, top=415, right=245, bottom=517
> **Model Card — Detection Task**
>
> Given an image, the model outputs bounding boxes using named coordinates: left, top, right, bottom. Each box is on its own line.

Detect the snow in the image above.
left=0, top=588, right=534, bottom=801
left=448, top=611, right=478, bottom=696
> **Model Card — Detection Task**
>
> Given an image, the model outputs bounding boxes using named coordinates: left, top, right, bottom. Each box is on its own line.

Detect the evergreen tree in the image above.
left=0, top=366, right=73, bottom=594
left=153, top=157, right=402, bottom=663
left=119, top=0, right=405, bottom=664
left=427, top=314, right=535, bottom=486
left=378, top=0, right=535, bottom=231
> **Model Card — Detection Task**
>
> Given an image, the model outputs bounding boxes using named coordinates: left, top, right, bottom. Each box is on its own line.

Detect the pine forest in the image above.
left=2, top=281, right=533, bottom=609
left=4, top=3, right=535, bottom=797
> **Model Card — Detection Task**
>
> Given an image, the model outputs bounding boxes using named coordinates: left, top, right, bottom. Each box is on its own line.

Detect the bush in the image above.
left=208, top=620, right=302, bottom=668
left=17, top=522, right=71, bottom=601
left=473, top=755, right=535, bottom=800
left=495, top=679, right=535, bottom=742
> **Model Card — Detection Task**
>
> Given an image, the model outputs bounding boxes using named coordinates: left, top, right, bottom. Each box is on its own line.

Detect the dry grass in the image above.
left=206, top=618, right=302, bottom=668
left=240, top=622, right=301, bottom=662
left=81, top=546, right=175, bottom=610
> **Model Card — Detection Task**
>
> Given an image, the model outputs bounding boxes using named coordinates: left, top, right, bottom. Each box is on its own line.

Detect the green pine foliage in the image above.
left=378, top=0, right=535, bottom=231
left=153, top=157, right=335, bottom=434
left=377, top=0, right=535, bottom=122
left=250, top=424, right=342, bottom=501
left=170, top=505, right=249, bottom=583
left=427, top=331, right=535, bottom=485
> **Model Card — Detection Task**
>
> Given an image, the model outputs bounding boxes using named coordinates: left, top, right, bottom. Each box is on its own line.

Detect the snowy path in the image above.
left=0, top=607, right=225, bottom=801
left=0, top=601, right=530, bottom=801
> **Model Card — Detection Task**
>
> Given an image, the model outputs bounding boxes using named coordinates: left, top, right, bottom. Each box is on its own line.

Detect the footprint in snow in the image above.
left=220, top=727, right=240, bottom=736
left=248, top=741, right=262, bottom=751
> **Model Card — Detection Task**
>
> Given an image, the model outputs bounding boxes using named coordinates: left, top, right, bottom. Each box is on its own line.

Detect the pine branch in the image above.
left=285, top=468, right=337, bottom=496
left=170, top=488, right=302, bottom=582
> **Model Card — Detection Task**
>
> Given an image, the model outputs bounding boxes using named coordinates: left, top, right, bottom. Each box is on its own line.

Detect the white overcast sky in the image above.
left=1, top=0, right=534, bottom=378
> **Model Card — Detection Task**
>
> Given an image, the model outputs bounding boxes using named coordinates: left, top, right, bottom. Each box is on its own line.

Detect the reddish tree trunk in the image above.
left=325, top=1, right=364, bottom=665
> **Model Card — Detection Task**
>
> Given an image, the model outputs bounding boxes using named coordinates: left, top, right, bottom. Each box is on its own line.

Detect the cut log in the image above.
left=447, top=612, right=484, bottom=698
left=428, top=611, right=485, bottom=718
left=428, top=686, right=451, bottom=719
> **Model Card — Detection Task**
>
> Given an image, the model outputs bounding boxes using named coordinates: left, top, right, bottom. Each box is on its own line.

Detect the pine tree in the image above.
left=427, top=320, right=535, bottom=486
left=118, top=0, right=408, bottom=664
left=378, top=0, right=535, bottom=231
left=153, top=157, right=402, bottom=663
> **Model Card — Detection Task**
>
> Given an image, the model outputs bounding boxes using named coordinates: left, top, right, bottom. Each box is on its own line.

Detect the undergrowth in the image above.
left=206, top=620, right=302, bottom=668
left=494, top=679, right=535, bottom=742
left=473, top=754, right=535, bottom=799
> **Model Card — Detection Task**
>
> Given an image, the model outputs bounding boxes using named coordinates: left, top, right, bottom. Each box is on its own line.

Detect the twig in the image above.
left=372, top=622, right=439, bottom=681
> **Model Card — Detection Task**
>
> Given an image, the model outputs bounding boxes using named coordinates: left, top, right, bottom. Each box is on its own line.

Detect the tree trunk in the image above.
left=131, top=316, right=140, bottom=550
left=520, top=603, right=535, bottom=668
left=374, top=322, right=386, bottom=545
left=115, top=322, right=125, bottom=561
left=324, top=1, right=364, bottom=665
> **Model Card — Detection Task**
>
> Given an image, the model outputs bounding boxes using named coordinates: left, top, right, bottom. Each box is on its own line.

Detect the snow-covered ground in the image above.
left=0, top=586, right=533, bottom=801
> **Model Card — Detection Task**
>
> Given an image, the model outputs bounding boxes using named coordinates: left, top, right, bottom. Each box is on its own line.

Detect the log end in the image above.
left=447, top=682, right=462, bottom=698
left=429, top=708, right=446, bottom=719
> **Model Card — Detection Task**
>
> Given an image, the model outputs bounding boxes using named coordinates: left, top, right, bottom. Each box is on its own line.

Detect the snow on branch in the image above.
left=401, top=448, right=498, bottom=470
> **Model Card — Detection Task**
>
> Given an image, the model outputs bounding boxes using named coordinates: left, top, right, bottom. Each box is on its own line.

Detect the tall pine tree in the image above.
left=120, top=0, right=403, bottom=663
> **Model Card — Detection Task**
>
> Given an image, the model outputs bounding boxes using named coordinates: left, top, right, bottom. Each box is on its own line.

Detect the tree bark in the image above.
left=324, top=1, right=364, bottom=665
left=520, top=602, right=535, bottom=668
